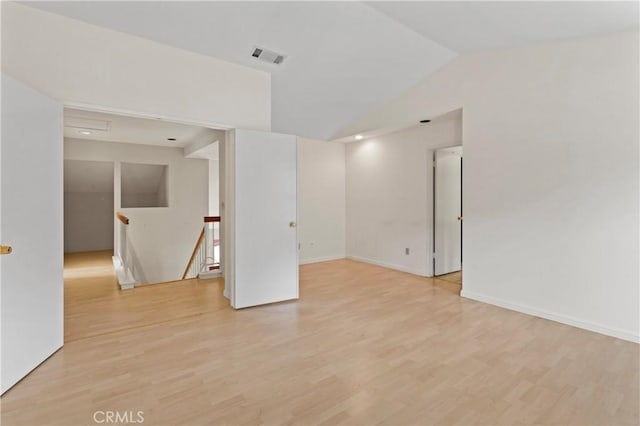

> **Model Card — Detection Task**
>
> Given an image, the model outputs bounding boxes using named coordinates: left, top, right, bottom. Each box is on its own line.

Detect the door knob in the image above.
left=457, top=216, right=463, bottom=221
left=289, top=221, right=297, bottom=228
left=1, top=245, right=13, bottom=255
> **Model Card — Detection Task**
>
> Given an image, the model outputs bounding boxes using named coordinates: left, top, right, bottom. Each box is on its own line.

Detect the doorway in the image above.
left=433, top=146, right=463, bottom=284
left=61, top=106, right=223, bottom=341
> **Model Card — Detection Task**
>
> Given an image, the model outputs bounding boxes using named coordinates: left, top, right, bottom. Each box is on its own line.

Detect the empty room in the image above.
left=1, top=2, right=638, bottom=426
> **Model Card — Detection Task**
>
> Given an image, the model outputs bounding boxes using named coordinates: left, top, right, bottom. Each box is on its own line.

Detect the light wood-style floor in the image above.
left=435, top=270, right=462, bottom=285
left=1, top=255, right=638, bottom=425
left=64, top=251, right=226, bottom=342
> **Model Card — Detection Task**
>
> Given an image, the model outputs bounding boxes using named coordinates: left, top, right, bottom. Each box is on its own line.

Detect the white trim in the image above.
left=112, top=255, right=136, bottom=290
left=63, top=101, right=231, bottom=131
left=461, top=289, right=640, bottom=344
left=198, top=270, right=222, bottom=279
left=294, top=137, right=300, bottom=300
left=346, top=255, right=429, bottom=277
left=299, top=255, right=345, bottom=265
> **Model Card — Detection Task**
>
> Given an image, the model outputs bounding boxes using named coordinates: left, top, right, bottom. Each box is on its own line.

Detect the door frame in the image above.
left=431, top=144, right=464, bottom=278
left=62, top=105, right=233, bottom=289
left=64, top=101, right=233, bottom=132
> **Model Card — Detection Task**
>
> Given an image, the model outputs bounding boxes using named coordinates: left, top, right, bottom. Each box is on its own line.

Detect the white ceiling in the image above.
left=64, top=108, right=222, bottom=148
left=333, top=107, right=462, bottom=143
left=367, top=1, right=640, bottom=53
left=32, top=2, right=639, bottom=141
left=30, top=2, right=456, bottom=141
left=185, top=142, right=220, bottom=161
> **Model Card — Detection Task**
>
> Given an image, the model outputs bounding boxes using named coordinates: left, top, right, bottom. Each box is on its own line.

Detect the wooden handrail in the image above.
left=204, top=216, right=221, bottom=223
left=116, top=212, right=130, bottom=225
left=182, top=227, right=205, bottom=280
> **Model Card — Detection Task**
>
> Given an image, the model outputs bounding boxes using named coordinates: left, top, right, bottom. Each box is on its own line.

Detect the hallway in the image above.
left=64, top=251, right=226, bottom=342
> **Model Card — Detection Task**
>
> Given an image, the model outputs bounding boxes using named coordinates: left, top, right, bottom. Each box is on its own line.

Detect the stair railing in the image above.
left=203, top=216, right=221, bottom=273
left=182, top=227, right=205, bottom=279
left=182, top=216, right=221, bottom=280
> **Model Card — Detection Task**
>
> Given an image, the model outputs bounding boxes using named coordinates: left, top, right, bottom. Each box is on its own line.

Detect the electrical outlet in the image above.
left=405, top=248, right=410, bottom=255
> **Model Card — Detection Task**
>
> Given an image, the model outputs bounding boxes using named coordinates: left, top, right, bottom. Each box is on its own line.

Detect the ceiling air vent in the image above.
left=65, top=116, right=110, bottom=132
left=251, top=46, right=286, bottom=65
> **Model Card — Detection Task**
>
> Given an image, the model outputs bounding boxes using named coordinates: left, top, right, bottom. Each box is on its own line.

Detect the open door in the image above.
left=434, top=146, right=463, bottom=276
left=225, top=129, right=298, bottom=309
left=1, top=75, right=64, bottom=394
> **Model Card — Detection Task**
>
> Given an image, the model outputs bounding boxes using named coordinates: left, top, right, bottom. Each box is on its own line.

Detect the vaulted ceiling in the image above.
left=27, top=1, right=639, bottom=141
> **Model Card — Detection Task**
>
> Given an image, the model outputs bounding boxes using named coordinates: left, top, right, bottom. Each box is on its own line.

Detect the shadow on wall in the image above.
left=64, top=159, right=115, bottom=254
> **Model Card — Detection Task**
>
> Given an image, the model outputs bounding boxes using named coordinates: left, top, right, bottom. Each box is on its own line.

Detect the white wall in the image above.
left=64, top=192, right=114, bottom=253
left=298, top=139, right=346, bottom=264
left=1, top=2, right=270, bottom=131
left=65, top=138, right=208, bottom=284
left=343, top=31, right=640, bottom=342
left=157, top=166, right=168, bottom=208
left=346, top=119, right=462, bottom=276
left=64, top=159, right=115, bottom=253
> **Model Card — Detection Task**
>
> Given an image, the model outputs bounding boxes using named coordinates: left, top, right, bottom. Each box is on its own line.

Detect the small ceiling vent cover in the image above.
left=251, top=46, right=286, bottom=65
left=65, top=116, right=110, bottom=132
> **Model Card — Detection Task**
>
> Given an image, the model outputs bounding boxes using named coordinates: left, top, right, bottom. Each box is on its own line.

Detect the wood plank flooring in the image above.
left=1, top=256, right=638, bottom=425
left=64, top=251, right=226, bottom=342
left=436, top=271, right=462, bottom=285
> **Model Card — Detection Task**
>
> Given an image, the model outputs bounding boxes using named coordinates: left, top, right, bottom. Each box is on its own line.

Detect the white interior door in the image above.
left=434, top=146, right=463, bottom=276
left=1, top=75, right=64, bottom=394
left=231, top=129, right=298, bottom=309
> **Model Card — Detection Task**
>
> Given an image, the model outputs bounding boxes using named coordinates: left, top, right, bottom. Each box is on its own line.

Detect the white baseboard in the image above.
left=112, top=256, right=136, bottom=290
left=461, top=289, right=640, bottom=344
left=135, top=279, right=182, bottom=287
left=346, top=255, right=428, bottom=277
left=198, top=270, right=222, bottom=279
left=299, top=255, right=345, bottom=265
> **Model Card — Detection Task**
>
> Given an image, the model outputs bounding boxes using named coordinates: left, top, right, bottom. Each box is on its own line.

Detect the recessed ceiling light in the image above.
left=420, top=119, right=431, bottom=123
left=78, top=130, right=92, bottom=135
left=355, top=135, right=363, bottom=140
left=167, top=138, right=177, bottom=141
